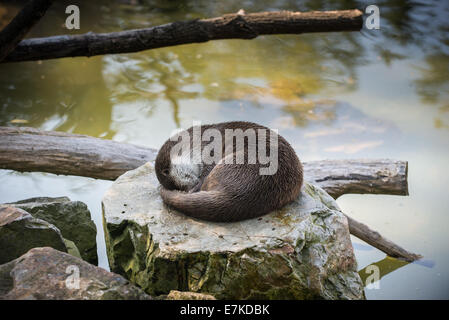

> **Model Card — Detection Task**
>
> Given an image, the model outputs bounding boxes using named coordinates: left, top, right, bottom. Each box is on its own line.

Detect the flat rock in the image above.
left=0, top=207, right=67, bottom=264
left=0, top=247, right=151, bottom=300
left=102, top=162, right=364, bottom=299
left=2, top=197, right=97, bottom=264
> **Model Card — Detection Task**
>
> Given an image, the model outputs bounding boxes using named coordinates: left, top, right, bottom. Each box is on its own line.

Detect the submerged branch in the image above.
left=346, top=215, right=422, bottom=262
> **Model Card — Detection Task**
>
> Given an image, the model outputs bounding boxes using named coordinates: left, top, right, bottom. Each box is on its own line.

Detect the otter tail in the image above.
left=160, top=188, right=242, bottom=222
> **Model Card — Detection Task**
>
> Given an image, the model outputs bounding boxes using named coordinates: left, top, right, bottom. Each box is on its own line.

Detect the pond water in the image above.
left=1, top=0, right=448, bottom=299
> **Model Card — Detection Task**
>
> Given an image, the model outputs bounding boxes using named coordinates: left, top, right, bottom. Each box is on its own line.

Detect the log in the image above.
left=0, top=0, right=53, bottom=62
left=304, top=160, right=420, bottom=262
left=2, top=9, right=363, bottom=63
left=0, top=126, right=420, bottom=261
left=0, top=126, right=156, bottom=180
left=303, top=159, right=408, bottom=199
left=0, top=127, right=407, bottom=198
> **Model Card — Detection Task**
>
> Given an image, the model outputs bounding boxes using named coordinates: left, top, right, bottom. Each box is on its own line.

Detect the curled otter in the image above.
left=155, top=121, right=303, bottom=222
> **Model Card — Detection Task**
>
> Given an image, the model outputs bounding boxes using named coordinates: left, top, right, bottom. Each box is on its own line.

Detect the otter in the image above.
left=155, top=121, right=303, bottom=222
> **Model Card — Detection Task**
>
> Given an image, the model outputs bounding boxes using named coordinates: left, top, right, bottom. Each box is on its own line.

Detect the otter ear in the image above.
left=162, top=168, right=170, bottom=176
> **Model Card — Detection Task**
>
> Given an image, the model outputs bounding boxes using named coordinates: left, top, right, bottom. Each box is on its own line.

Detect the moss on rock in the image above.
left=2, top=197, right=97, bottom=264
left=102, top=162, right=365, bottom=299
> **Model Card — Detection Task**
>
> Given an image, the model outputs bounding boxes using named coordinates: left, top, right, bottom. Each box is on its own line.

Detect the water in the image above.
left=1, top=0, right=448, bottom=299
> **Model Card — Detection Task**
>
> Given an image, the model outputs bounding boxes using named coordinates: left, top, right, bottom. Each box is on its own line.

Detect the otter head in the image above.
left=155, top=134, right=202, bottom=192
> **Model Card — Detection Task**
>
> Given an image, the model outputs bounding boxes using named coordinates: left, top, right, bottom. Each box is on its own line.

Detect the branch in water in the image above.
left=2, top=9, right=363, bottom=63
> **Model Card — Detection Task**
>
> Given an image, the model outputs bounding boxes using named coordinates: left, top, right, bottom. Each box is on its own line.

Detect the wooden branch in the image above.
left=0, top=126, right=420, bottom=261
left=0, top=0, right=53, bottom=62
left=303, top=159, right=408, bottom=199
left=346, top=215, right=422, bottom=262
left=2, top=9, right=363, bottom=63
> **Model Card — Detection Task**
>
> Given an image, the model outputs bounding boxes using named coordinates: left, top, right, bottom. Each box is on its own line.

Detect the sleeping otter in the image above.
left=155, top=121, right=303, bottom=222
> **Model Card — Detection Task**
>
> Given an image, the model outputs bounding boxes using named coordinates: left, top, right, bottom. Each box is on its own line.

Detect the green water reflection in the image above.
left=359, top=256, right=410, bottom=288
left=0, top=0, right=448, bottom=299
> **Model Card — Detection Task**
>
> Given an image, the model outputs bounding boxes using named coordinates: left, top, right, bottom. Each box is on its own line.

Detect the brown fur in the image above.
left=155, top=121, right=303, bottom=222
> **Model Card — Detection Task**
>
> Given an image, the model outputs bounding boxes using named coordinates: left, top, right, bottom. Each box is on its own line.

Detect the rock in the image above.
left=102, top=162, right=365, bottom=300
left=0, top=247, right=152, bottom=300
left=0, top=207, right=67, bottom=264
left=166, top=290, right=216, bottom=300
left=1, top=197, right=98, bottom=264
left=63, top=238, right=82, bottom=259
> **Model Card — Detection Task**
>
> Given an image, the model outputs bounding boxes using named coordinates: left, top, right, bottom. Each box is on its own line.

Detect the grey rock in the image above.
left=0, top=247, right=151, bottom=300
left=102, top=162, right=365, bottom=299
left=0, top=207, right=67, bottom=264
left=2, top=197, right=97, bottom=264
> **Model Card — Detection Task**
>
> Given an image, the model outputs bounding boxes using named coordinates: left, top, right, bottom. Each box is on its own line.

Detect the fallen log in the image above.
left=0, top=126, right=156, bottom=180
left=0, top=126, right=420, bottom=261
left=2, top=9, right=363, bottom=63
left=0, top=126, right=407, bottom=198
left=303, top=159, right=408, bottom=199
left=0, top=0, right=54, bottom=62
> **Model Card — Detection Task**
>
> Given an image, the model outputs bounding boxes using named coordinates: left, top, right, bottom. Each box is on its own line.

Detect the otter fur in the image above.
left=155, top=121, right=303, bottom=222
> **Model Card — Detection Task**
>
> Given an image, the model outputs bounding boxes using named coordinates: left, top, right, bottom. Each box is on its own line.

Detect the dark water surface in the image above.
left=0, top=0, right=448, bottom=299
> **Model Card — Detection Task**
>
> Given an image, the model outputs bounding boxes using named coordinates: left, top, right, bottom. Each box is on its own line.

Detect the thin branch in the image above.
left=346, top=215, right=422, bottom=262
left=0, top=0, right=53, bottom=62
left=2, top=9, right=363, bottom=63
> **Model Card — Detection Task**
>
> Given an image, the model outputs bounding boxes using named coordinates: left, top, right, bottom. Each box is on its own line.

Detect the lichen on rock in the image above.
left=0, top=247, right=151, bottom=300
left=166, top=290, right=216, bottom=300
left=1, top=197, right=98, bottom=264
left=102, top=162, right=365, bottom=299
left=0, top=207, right=67, bottom=264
